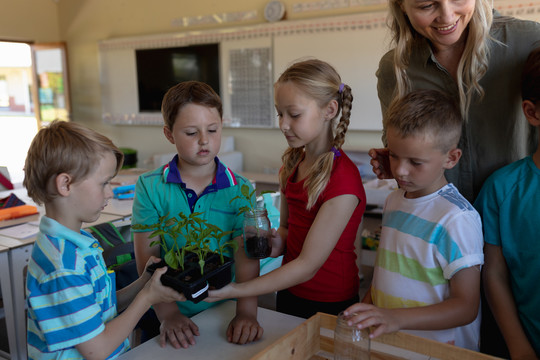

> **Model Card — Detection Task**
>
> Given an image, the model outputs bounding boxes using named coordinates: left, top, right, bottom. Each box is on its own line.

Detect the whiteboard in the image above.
left=273, top=24, right=390, bottom=131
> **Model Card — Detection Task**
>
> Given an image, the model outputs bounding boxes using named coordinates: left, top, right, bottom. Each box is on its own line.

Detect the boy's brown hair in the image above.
left=161, top=81, right=223, bottom=130
left=23, top=120, right=124, bottom=205
left=522, top=47, right=540, bottom=103
left=384, top=89, right=462, bottom=153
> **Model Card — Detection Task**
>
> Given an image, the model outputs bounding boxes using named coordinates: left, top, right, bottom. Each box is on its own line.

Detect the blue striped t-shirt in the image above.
left=26, top=216, right=129, bottom=359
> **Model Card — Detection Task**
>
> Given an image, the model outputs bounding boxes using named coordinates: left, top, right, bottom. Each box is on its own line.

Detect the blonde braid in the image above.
left=275, top=59, right=353, bottom=210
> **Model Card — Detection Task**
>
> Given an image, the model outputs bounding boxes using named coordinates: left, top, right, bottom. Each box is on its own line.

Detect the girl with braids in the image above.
left=208, top=59, right=367, bottom=319
left=370, top=0, right=540, bottom=204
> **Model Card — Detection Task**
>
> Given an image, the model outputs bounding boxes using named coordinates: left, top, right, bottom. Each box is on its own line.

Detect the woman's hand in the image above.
left=369, top=148, right=392, bottom=179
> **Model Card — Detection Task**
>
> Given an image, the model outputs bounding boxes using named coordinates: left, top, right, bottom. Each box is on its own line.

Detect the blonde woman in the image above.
left=371, top=0, right=540, bottom=203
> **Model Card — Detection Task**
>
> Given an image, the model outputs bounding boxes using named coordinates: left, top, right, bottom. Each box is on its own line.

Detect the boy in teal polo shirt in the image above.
left=24, top=120, right=185, bottom=360
left=132, top=81, right=262, bottom=349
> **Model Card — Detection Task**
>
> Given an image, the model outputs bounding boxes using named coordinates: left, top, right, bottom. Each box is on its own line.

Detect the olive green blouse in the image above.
left=377, top=14, right=540, bottom=202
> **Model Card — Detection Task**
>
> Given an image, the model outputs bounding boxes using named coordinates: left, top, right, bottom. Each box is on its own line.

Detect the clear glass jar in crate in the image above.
left=334, top=311, right=371, bottom=360
left=243, top=207, right=272, bottom=259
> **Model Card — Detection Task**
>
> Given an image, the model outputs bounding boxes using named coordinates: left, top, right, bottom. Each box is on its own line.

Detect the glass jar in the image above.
left=243, top=207, right=271, bottom=259
left=334, top=312, right=371, bottom=360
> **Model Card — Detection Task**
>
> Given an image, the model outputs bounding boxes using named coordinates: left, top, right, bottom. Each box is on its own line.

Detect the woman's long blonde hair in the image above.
left=389, top=0, right=493, bottom=119
left=276, top=59, right=353, bottom=210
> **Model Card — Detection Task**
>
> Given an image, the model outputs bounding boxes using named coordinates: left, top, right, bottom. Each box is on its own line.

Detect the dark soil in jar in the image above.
left=245, top=235, right=271, bottom=258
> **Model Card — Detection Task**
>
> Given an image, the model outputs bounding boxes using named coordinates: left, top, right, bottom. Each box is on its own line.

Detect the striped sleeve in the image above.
left=27, top=266, right=105, bottom=351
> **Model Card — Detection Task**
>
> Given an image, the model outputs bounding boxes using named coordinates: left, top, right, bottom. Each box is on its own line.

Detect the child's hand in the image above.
left=343, top=303, right=401, bottom=339
left=206, top=283, right=237, bottom=302
left=269, top=228, right=284, bottom=258
left=368, top=148, right=392, bottom=179
left=143, top=256, right=162, bottom=273
left=142, top=266, right=186, bottom=305
left=158, top=312, right=200, bottom=349
left=227, top=313, right=264, bottom=344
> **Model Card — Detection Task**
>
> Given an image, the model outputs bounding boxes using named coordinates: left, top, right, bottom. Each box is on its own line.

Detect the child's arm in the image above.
left=116, top=256, right=162, bottom=312
left=207, top=194, right=359, bottom=300
left=227, top=235, right=264, bottom=344
left=342, top=265, right=480, bottom=339
left=133, top=231, right=200, bottom=349
left=483, top=243, right=537, bottom=359
left=362, top=286, right=372, bottom=304
left=75, top=266, right=184, bottom=360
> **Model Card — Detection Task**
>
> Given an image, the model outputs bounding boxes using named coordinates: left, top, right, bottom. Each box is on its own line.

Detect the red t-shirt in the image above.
left=282, top=151, right=366, bottom=302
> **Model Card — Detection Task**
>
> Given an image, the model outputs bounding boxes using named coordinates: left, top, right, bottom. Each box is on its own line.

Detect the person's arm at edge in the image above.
left=483, top=243, right=537, bottom=359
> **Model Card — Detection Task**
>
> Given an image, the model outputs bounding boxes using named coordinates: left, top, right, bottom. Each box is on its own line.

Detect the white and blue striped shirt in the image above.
left=26, top=216, right=129, bottom=359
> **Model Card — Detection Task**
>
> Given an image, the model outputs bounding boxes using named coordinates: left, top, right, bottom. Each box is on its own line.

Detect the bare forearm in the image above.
left=76, top=292, right=152, bottom=359
left=232, top=258, right=316, bottom=298
left=484, top=272, right=535, bottom=357
left=116, top=274, right=149, bottom=312
left=152, top=301, right=183, bottom=322
left=236, top=296, right=258, bottom=318
left=388, top=298, right=478, bottom=331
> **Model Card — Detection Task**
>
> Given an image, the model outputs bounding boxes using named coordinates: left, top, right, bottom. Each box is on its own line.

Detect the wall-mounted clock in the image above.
left=264, top=1, right=286, bottom=22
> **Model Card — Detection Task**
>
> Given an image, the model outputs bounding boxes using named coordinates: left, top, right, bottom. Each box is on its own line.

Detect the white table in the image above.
left=118, top=301, right=305, bottom=360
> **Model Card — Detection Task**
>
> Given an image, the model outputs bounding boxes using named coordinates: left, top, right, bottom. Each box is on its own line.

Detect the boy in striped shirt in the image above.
left=344, top=90, right=484, bottom=351
left=24, top=120, right=185, bottom=359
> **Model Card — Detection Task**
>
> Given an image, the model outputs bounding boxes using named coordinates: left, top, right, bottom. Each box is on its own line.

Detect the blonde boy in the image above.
left=345, top=90, right=484, bottom=350
left=24, top=120, right=184, bottom=359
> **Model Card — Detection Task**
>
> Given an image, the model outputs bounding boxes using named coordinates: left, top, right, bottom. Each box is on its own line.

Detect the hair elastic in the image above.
left=338, top=83, right=345, bottom=94
left=330, top=146, right=341, bottom=159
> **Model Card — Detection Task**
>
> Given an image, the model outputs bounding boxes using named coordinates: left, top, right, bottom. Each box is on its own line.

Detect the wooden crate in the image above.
left=251, top=312, right=501, bottom=360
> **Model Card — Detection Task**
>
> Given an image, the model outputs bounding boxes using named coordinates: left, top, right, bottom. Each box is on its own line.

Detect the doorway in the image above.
left=0, top=40, right=70, bottom=185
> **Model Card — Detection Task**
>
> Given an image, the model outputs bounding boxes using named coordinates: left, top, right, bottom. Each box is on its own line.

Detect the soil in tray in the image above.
left=245, top=235, right=271, bottom=258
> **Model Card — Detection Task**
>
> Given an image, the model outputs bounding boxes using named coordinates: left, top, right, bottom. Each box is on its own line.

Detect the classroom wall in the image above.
left=0, top=0, right=60, bottom=42
left=57, top=0, right=385, bottom=172
left=5, top=0, right=384, bottom=172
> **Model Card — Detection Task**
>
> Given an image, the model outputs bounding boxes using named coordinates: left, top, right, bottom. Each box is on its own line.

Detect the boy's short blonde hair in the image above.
left=161, top=81, right=223, bottom=131
left=384, top=89, right=462, bottom=153
left=23, top=120, right=124, bottom=205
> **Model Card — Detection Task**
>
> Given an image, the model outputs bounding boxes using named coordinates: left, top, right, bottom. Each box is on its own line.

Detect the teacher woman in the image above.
left=372, top=0, right=540, bottom=203
left=370, top=0, right=540, bottom=358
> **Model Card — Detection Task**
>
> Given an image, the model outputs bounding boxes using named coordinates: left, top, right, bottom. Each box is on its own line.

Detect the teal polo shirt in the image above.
left=132, top=155, right=254, bottom=317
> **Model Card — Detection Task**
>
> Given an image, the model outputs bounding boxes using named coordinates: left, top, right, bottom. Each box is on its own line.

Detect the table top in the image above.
left=118, top=301, right=305, bottom=360
left=0, top=186, right=132, bottom=249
